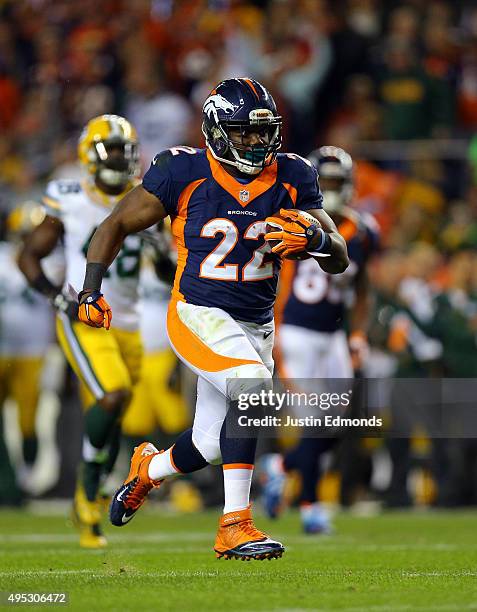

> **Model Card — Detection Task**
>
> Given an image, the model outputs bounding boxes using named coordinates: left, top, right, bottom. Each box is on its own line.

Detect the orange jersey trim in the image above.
left=167, top=300, right=261, bottom=373
left=282, top=183, right=297, bottom=207
left=274, top=259, right=296, bottom=328
left=171, top=179, right=206, bottom=302
left=273, top=258, right=297, bottom=378
left=223, top=463, right=254, bottom=470
left=206, top=150, right=277, bottom=207
left=338, top=217, right=359, bottom=242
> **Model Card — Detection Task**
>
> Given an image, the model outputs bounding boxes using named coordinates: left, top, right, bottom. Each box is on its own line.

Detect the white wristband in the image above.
left=306, top=228, right=331, bottom=257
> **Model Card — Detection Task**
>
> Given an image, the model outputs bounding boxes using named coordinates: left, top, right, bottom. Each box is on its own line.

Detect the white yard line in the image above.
left=0, top=569, right=221, bottom=578
left=0, top=531, right=210, bottom=544
left=3, top=546, right=208, bottom=557
left=0, top=533, right=468, bottom=552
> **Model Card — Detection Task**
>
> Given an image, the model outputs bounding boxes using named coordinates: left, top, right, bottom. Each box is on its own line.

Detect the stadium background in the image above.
left=1, top=0, right=477, bottom=512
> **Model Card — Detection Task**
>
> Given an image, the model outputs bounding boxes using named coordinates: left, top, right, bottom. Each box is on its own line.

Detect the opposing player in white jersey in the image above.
left=262, top=147, right=379, bottom=533
left=18, top=115, right=145, bottom=548
left=0, top=203, right=61, bottom=499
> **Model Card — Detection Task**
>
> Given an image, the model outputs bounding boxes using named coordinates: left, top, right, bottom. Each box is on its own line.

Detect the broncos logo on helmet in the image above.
left=202, top=78, right=282, bottom=176
left=203, top=94, right=238, bottom=122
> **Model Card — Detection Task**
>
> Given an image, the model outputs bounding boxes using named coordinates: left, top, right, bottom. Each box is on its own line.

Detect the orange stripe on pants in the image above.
left=223, top=463, right=254, bottom=470
left=167, top=300, right=261, bottom=373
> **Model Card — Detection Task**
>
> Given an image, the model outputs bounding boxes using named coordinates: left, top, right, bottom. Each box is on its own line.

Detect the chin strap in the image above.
left=207, top=144, right=266, bottom=176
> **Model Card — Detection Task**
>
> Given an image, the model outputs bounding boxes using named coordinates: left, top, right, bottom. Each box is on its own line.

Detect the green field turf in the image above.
left=0, top=506, right=476, bottom=611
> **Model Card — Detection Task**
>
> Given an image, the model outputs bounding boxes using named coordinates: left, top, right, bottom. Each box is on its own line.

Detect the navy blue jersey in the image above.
left=142, top=148, right=322, bottom=323
left=280, top=212, right=379, bottom=332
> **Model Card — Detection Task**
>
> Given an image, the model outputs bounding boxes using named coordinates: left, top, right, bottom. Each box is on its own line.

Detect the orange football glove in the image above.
left=78, top=290, right=112, bottom=330
left=265, top=208, right=323, bottom=257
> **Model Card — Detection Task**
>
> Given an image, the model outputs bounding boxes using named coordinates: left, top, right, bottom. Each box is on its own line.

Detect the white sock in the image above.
left=82, top=436, right=103, bottom=462
left=223, top=466, right=253, bottom=514
left=148, top=447, right=182, bottom=481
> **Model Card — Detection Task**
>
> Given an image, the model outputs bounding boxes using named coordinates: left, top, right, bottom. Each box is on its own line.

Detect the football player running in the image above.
left=77, top=79, right=349, bottom=560
left=19, top=115, right=145, bottom=548
left=0, top=203, right=60, bottom=498
left=261, top=146, right=380, bottom=533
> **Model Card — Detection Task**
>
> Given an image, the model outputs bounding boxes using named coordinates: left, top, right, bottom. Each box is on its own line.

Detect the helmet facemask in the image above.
left=203, top=109, right=282, bottom=175
left=320, top=173, right=354, bottom=214
left=91, top=138, right=140, bottom=190
left=308, top=147, right=354, bottom=215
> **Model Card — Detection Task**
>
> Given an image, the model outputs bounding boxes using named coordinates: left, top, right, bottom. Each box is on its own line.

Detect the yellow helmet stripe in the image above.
left=42, top=196, right=61, bottom=210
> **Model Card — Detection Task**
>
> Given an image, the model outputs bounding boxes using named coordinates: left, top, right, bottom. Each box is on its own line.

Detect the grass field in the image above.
left=0, top=505, right=476, bottom=611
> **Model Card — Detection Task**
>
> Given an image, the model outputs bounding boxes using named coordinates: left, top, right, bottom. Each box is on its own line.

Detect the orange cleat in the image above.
left=109, top=442, right=163, bottom=526
left=214, top=506, right=284, bottom=560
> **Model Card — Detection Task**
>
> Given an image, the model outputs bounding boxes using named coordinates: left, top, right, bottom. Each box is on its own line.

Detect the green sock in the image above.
left=23, top=436, right=38, bottom=466
left=82, top=457, right=107, bottom=502
left=102, top=423, right=121, bottom=476
left=84, top=403, right=118, bottom=449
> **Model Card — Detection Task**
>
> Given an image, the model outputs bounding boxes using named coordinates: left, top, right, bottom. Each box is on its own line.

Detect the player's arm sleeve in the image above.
left=142, top=150, right=177, bottom=216
left=295, top=161, right=323, bottom=212
left=42, top=181, right=62, bottom=219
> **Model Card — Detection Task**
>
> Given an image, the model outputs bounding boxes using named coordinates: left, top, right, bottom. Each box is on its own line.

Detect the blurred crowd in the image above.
left=1, top=0, right=477, bottom=244
left=0, top=0, right=477, bottom=197
left=1, top=0, right=477, bottom=511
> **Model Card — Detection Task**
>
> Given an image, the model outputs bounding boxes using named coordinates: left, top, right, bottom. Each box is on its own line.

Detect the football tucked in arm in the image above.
left=265, top=209, right=321, bottom=260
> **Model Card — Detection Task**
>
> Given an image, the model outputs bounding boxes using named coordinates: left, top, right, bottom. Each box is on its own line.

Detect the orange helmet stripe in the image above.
left=241, top=78, right=260, bottom=100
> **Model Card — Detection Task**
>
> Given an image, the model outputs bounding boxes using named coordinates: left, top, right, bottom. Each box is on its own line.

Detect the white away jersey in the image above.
left=0, top=241, right=56, bottom=356
left=43, top=179, right=142, bottom=331
left=138, top=262, right=170, bottom=354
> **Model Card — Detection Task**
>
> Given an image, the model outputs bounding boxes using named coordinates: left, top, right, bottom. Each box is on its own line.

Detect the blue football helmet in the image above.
left=202, top=77, right=282, bottom=175
left=308, top=146, right=354, bottom=213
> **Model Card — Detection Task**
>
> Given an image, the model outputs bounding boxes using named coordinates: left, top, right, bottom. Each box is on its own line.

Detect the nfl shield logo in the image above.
left=239, top=190, right=250, bottom=203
